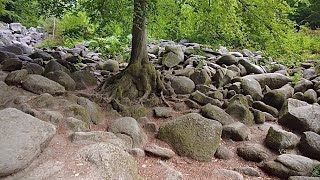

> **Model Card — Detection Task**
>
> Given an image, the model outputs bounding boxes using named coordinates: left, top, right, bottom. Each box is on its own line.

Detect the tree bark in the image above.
left=130, top=0, right=148, bottom=65
left=97, top=0, right=165, bottom=102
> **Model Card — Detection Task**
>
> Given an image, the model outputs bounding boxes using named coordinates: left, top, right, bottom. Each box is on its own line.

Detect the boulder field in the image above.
left=0, top=22, right=320, bottom=179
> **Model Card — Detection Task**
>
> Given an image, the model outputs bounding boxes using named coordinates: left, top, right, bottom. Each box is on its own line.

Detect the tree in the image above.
left=97, top=0, right=165, bottom=102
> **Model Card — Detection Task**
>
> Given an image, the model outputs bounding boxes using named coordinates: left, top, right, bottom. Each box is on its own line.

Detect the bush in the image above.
left=89, top=35, right=131, bottom=60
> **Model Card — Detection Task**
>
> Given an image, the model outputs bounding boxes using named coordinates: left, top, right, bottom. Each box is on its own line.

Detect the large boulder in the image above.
left=71, top=70, right=97, bottom=90
left=216, top=55, right=238, bottom=65
left=226, top=94, right=254, bottom=126
left=158, top=113, right=222, bottom=161
left=190, top=69, right=211, bottom=85
left=25, top=63, right=45, bottom=75
left=262, top=154, right=320, bottom=179
left=29, top=50, right=53, bottom=61
left=171, top=76, right=195, bottom=94
left=237, top=143, right=270, bottom=162
left=294, top=79, right=313, bottom=93
left=43, top=60, right=70, bottom=75
left=161, top=46, right=184, bottom=68
left=263, top=84, right=294, bottom=110
left=239, top=59, right=264, bottom=74
left=4, top=69, right=28, bottom=85
left=77, top=97, right=102, bottom=125
left=102, top=60, right=119, bottom=72
left=79, top=143, right=142, bottom=180
left=265, top=127, right=300, bottom=151
left=243, top=73, right=292, bottom=90
left=0, top=45, right=23, bottom=55
left=45, top=71, right=76, bottom=91
left=1, top=58, right=22, bottom=71
left=22, top=74, right=66, bottom=95
left=299, top=131, right=320, bottom=161
left=201, top=104, right=235, bottom=125
left=222, top=122, right=251, bottom=141
left=241, top=77, right=263, bottom=100
left=279, top=98, right=320, bottom=133
left=190, top=90, right=222, bottom=107
left=252, top=101, right=279, bottom=117
left=108, top=117, right=147, bottom=148
left=0, top=108, right=56, bottom=177
left=0, top=81, right=20, bottom=106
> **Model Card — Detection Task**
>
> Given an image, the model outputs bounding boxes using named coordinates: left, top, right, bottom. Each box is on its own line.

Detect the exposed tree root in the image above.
left=97, top=61, right=166, bottom=104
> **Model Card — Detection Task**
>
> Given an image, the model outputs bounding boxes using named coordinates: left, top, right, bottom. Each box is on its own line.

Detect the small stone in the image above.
left=129, top=148, right=145, bottom=157
left=234, top=167, right=260, bottom=177
left=215, top=146, right=234, bottom=160
left=145, top=144, right=175, bottom=159
left=154, top=107, right=174, bottom=118
left=222, top=122, right=251, bottom=141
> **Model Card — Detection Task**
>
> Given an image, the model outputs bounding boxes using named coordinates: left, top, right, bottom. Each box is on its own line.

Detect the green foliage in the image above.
left=312, top=164, right=320, bottom=177
left=0, top=0, right=39, bottom=27
left=37, top=0, right=76, bottom=18
left=60, top=11, right=95, bottom=41
left=89, top=35, right=131, bottom=59
left=290, top=71, right=302, bottom=85
left=80, top=0, right=132, bottom=37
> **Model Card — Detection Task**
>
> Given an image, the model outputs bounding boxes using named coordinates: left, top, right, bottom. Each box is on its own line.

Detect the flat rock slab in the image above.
left=144, top=144, right=175, bottom=159
left=0, top=108, right=56, bottom=177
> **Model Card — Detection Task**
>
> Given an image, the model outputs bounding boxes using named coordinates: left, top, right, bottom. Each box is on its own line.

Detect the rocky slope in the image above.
left=0, top=22, right=320, bottom=180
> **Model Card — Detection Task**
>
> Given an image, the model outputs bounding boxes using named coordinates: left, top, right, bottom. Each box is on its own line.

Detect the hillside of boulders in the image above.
left=0, top=22, right=320, bottom=180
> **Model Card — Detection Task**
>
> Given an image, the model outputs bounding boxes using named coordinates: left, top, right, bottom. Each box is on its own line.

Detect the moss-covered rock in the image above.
left=5, top=69, right=28, bottom=85
left=225, top=94, right=254, bottom=126
left=71, top=70, right=97, bottom=90
left=45, top=71, right=76, bottom=91
left=77, top=97, right=102, bottom=125
left=102, top=60, right=119, bottom=72
left=265, top=127, right=300, bottom=151
left=201, top=104, right=235, bottom=125
left=171, top=76, right=195, bottom=94
left=191, top=90, right=222, bottom=107
left=263, top=84, right=294, bottom=110
left=64, top=104, right=91, bottom=124
left=22, top=74, right=66, bottom=95
left=190, top=69, right=211, bottom=85
left=158, top=113, right=222, bottom=161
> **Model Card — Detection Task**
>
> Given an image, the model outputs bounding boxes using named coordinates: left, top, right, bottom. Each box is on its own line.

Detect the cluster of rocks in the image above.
left=1, top=25, right=320, bottom=179
left=141, top=40, right=320, bottom=179
left=0, top=22, right=44, bottom=51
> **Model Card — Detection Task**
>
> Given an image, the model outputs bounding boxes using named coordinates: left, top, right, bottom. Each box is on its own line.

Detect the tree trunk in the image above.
left=130, top=0, right=148, bottom=65
left=97, top=0, right=165, bottom=102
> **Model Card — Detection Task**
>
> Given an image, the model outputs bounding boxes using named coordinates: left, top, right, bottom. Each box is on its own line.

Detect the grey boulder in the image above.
left=158, top=113, right=222, bottom=161
left=22, top=74, right=66, bottom=95
left=0, top=108, right=56, bottom=177
left=262, top=154, right=320, bottom=179
left=279, top=98, right=320, bottom=133
left=299, top=131, right=320, bottom=161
